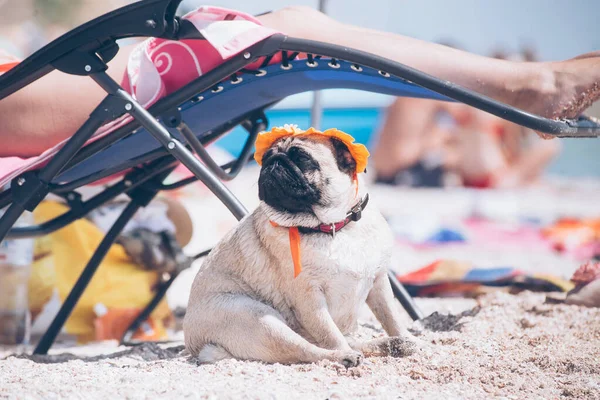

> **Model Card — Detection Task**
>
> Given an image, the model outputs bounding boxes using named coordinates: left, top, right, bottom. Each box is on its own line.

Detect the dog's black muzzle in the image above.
left=258, top=152, right=320, bottom=213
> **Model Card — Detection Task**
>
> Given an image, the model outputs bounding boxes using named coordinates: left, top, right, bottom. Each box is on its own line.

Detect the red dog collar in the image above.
left=297, top=193, right=369, bottom=237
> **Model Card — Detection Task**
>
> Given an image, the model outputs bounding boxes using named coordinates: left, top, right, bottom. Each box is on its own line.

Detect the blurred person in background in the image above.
left=372, top=47, right=562, bottom=189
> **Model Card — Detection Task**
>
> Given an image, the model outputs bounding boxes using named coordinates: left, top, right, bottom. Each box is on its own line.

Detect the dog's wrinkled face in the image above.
left=258, top=135, right=358, bottom=226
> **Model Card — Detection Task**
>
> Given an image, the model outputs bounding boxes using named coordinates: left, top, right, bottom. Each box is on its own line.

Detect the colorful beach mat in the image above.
left=397, top=259, right=574, bottom=297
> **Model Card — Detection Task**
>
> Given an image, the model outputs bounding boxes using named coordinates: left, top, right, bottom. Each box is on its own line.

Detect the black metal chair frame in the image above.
left=0, top=0, right=598, bottom=355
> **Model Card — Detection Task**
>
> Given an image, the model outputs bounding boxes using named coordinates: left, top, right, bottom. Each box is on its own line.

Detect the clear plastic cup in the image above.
left=0, top=210, right=34, bottom=345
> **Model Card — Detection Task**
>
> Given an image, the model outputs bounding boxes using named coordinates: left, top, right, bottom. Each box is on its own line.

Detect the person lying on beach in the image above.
left=372, top=97, right=561, bottom=189
left=372, top=48, right=564, bottom=188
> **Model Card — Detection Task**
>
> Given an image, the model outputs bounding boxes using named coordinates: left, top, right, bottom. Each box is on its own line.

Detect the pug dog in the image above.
left=184, top=126, right=416, bottom=366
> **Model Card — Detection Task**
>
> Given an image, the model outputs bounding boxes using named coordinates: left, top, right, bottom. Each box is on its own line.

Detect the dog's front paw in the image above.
left=381, top=336, right=417, bottom=358
left=334, top=350, right=363, bottom=368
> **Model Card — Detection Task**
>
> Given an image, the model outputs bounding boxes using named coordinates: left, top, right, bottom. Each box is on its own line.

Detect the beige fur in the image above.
left=183, top=136, right=416, bottom=366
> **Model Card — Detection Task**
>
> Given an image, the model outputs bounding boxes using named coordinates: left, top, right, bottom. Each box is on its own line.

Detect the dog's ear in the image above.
left=330, top=137, right=357, bottom=175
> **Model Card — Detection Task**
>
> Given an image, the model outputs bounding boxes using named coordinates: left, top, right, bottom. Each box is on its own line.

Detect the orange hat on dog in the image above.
left=254, top=125, right=370, bottom=173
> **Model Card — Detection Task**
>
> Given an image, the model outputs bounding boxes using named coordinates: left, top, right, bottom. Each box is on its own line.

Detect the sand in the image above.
left=1, top=167, right=599, bottom=399
left=1, top=293, right=599, bottom=399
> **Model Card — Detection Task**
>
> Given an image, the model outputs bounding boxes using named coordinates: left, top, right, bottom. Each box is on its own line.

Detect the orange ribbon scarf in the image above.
left=270, top=221, right=302, bottom=278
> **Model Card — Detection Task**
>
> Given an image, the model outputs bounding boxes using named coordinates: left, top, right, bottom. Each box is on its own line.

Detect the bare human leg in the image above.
left=258, top=7, right=600, bottom=127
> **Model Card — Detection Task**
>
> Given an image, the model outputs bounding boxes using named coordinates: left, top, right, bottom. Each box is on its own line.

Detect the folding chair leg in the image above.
left=120, top=272, right=176, bottom=345
left=34, top=200, right=143, bottom=355
left=0, top=203, right=27, bottom=243
left=0, top=94, right=129, bottom=244
left=388, top=271, right=423, bottom=321
left=91, top=72, right=248, bottom=221
left=120, top=248, right=212, bottom=344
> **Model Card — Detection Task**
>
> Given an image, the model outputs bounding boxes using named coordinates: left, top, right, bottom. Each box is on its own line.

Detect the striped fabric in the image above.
left=397, top=259, right=574, bottom=297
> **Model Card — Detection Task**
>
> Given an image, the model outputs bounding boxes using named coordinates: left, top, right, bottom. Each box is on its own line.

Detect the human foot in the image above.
left=513, top=52, right=600, bottom=137
left=549, top=54, right=600, bottom=120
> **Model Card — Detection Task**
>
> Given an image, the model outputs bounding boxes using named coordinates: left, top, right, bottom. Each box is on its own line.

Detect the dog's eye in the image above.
left=288, top=147, right=318, bottom=171
left=296, top=152, right=310, bottom=162
left=287, top=147, right=303, bottom=160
